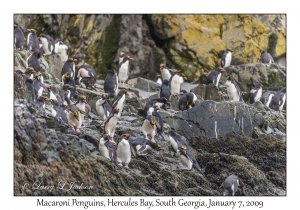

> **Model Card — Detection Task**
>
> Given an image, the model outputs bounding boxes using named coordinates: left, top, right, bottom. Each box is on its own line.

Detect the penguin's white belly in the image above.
left=78, top=68, right=91, bottom=78
left=115, top=95, right=125, bottom=118
left=136, top=145, right=151, bottom=153
left=142, top=121, right=155, bottom=136
left=40, top=38, right=51, bottom=55
left=215, top=73, right=221, bottom=86
left=169, top=136, right=178, bottom=152
left=170, top=77, right=181, bottom=94
left=27, top=33, right=31, bottom=47
left=58, top=45, right=68, bottom=62
left=49, top=91, right=57, bottom=101
left=161, top=69, right=171, bottom=81
left=226, top=82, right=240, bottom=101
left=279, top=94, right=286, bottom=111
left=99, top=140, right=110, bottom=159
left=118, top=65, right=129, bottom=82
left=156, top=78, right=162, bottom=85
left=25, top=54, right=31, bottom=68
left=105, top=116, right=118, bottom=136
left=96, top=101, right=105, bottom=119
left=254, top=89, right=262, bottom=102
left=265, top=94, right=274, bottom=107
left=116, top=140, right=131, bottom=163
left=37, top=87, right=44, bottom=98
left=51, top=108, right=57, bottom=117
left=224, top=52, right=232, bottom=67
left=179, top=155, right=193, bottom=170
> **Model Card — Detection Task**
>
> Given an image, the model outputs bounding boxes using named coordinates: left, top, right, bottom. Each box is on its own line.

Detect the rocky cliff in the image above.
left=14, top=14, right=286, bottom=81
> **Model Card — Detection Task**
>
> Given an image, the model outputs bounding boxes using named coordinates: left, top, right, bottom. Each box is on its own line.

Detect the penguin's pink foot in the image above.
left=151, top=138, right=156, bottom=143
left=118, top=163, right=123, bottom=167
left=75, top=128, right=81, bottom=132
left=124, top=164, right=129, bottom=169
left=181, top=168, right=189, bottom=170
left=117, top=121, right=122, bottom=124
left=138, top=153, right=147, bottom=156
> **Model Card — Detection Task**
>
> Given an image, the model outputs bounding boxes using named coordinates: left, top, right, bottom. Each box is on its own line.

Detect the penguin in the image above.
left=130, top=138, right=165, bottom=157
left=38, top=34, right=55, bottom=56
left=57, top=41, right=72, bottom=62
left=61, top=58, right=77, bottom=81
left=220, top=174, right=245, bottom=196
left=147, top=105, right=165, bottom=141
left=178, top=91, right=197, bottom=111
left=153, top=74, right=163, bottom=85
left=96, top=93, right=113, bottom=120
left=118, top=55, right=134, bottom=83
left=59, top=84, right=74, bottom=106
left=261, top=51, right=274, bottom=64
left=26, top=29, right=40, bottom=52
left=14, top=24, right=25, bottom=50
left=33, top=72, right=48, bottom=100
left=223, top=76, right=243, bottom=102
left=143, top=97, right=170, bottom=117
left=99, top=134, right=120, bottom=168
left=67, top=105, right=82, bottom=132
left=46, top=86, right=63, bottom=107
left=62, top=72, right=76, bottom=99
left=103, top=108, right=120, bottom=144
left=141, top=115, right=161, bottom=143
left=160, top=64, right=173, bottom=81
left=260, top=91, right=275, bottom=107
left=26, top=50, right=42, bottom=73
left=116, top=134, right=131, bottom=169
left=177, top=145, right=204, bottom=175
left=249, top=83, right=263, bottom=104
left=33, top=95, right=50, bottom=112
left=53, top=39, right=61, bottom=54
left=165, top=130, right=190, bottom=153
left=22, top=67, right=36, bottom=82
left=207, top=67, right=226, bottom=86
left=111, top=89, right=129, bottom=119
left=49, top=99, right=68, bottom=124
left=269, top=87, right=286, bottom=112
left=25, top=77, right=36, bottom=102
left=169, top=72, right=186, bottom=95
left=221, top=48, right=233, bottom=68
left=159, top=79, right=171, bottom=101
left=75, top=95, right=88, bottom=123
left=76, top=63, right=97, bottom=84
left=104, top=69, right=118, bottom=98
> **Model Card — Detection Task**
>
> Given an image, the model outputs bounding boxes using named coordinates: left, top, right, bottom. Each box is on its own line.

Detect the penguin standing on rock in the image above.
left=75, top=95, right=88, bottom=124
left=160, top=64, right=173, bottom=82
left=220, top=174, right=245, bottom=196
left=67, top=105, right=82, bottom=132
left=147, top=105, right=165, bottom=141
left=103, top=108, right=120, bottom=144
left=59, top=84, right=74, bottom=106
left=178, top=91, right=197, bottom=111
left=14, top=24, right=25, bottom=50
left=116, top=134, right=132, bottom=169
left=130, top=138, right=165, bottom=157
left=99, top=134, right=120, bottom=168
left=261, top=51, right=274, bottom=64
left=22, top=67, right=36, bottom=82
left=177, top=145, right=204, bottom=175
left=33, top=94, right=50, bottom=112
left=159, top=79, right=171, bottom=101
left=33, top=72, right=48, bottom=99
left=118, top=55, right=134, bottom=83
left=141, top=115, right=160, bottom=143
left=47, top=86, right=63, bottom=106
left=223, top=76, right=243, bottom=102
left=26, top=50, right=42, bottom=73
left=111, top=89, right=129, bottom=119
left=153, top=74, right=163, bottom=85
left=269, top=87, right=286, bottom=112
left=49, top=99, right=68, bottom=124
left=165, top=130, right=190, bottom=153
left=96, top=93, right=112, bottom=120
left=143, top=97, right=170, bottom=117
left=57, top=42, right=72, bottom=62
left=249, top=83, right=262, bottom=104
left=26, top=29, right=40, bottom=52
left=169, top=72, right=187, bottom=95
left=62, top=72, right=76, bottom=99
left=260, top=91, right=275, bottom=107
left=38, top=34, right=55, bottom=56
left=221, top=48, right=233, bottom=68
left=104, top=69, right=119, bottom=98
left=61, top=58, right=77, bottom=81
left=207, top=67, right=226, bottom=86
left=25, top=77, right=36, bottom=102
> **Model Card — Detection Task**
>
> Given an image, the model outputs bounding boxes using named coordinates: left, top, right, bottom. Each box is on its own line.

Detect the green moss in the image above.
left=97, top=14, right=121, bottom=79
left=267, top=71, right=285, bottom=86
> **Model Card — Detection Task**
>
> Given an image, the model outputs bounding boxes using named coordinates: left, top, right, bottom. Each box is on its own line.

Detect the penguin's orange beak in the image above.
left=160, top=147, right=165, bottom=151
left=183, top=150, right=186, bottom=155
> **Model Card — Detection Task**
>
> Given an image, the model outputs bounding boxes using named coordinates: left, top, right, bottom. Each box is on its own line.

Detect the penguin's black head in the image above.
left=73, top=111, right=80, bottom=121
left=29, top=29, right=36, bottom=34
left=102, top=93, right=108, bottom=99
left=68, top=58, right=76, bottom=62
left=63, top=84, right=74, bottom=89
left=34, top=72, right=42, bottom=79
left=178, top=145, right=187, bottom=154
left=217, top=67, right=226, bottom=73
left=14, top=24, right=19, bottom=28
left=122, top=89, right=129, bottom=96
left=227, top=48, right=233, bottom=52
left=120, top=52, right=125, bottom=57
left=27, top=67, right=35, bottom=72
left=162, top=79, right=169, bottom=85
left=154, top=143, right=165, bottom=151
left=63, top=72, right=71, bottom=79
left=113, top=108, right=120, bottom=114
left=153, top=104, right=160, bottom=111
left=255, top=83, right=262, bottom=89
left=79, top=95, right=87, bottom=104
left=160, top=63, right=165, bottom=70
left=103, top=134, right=111, bottom=141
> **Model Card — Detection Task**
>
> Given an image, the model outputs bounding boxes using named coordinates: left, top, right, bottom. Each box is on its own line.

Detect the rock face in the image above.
left=14, top=14, right=286, bottom=81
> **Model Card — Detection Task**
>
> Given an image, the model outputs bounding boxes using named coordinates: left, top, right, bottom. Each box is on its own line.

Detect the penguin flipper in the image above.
left=137, top=143, right=147, bottom=153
